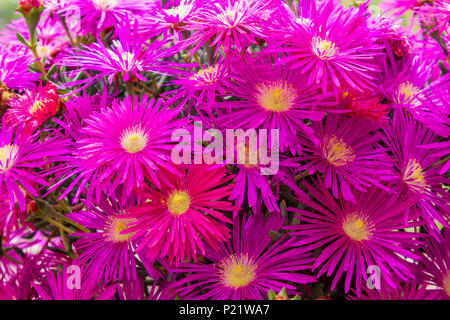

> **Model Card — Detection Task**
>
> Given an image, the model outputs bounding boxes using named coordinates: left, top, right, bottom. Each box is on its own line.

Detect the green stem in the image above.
left=29, top=46, right=47, bottom=78
left=126, top=81, right=135, bottom=98
left=42, top=216, right=75, bottom=234
left=58, top=13, right=75, bottom=47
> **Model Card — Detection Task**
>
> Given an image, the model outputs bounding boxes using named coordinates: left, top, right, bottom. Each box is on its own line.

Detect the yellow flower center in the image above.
left=398, top=81, right=420, bottom=102
left=105, top=216, right=136, bottom=243
left=92, top=0, right=119, bottom=11
left=443, top=271, right=450, bottom=297
left=219, top=254, right=257, bottom=288
left=167, top=190, right=191, bottom=216
left=322, top=135, right=356, bottom=167
left=0, top=144, right=19, bottom=173
left=311, top=36, right=339, bottom=59
left=256, top=81, right=297, bottom=112
left=343, top=214, right=370, bottom=241
left=216, top=10, right=239, bottom=28
left=189, top=66, right=219, bottom=86
left=403, top=158, right=430, bottom=194
left=165, top=5, right=192, bottom=18
left=30, top=100, right=45, bottom=115
left=120, top=126, right=148, bottom=154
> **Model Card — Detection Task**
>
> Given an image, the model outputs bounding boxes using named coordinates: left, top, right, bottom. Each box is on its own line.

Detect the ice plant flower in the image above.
left=0, top=188, right=31, bottom=239
left=5, top=82, right=59, bottom=134
left=215, top=55, right=330, bottom=153
left=51, top=94, right=186, bottom=206
left=0, top=14, right=73, bottom=64
left=416, top=74, right=450, bottom=138
left=68, top=196, right=141, bottom=283
left=124, top=165, right=237, bottom=265
left=183, top=0, right=276, bottom=58
left=62, top=18, right=182, bottom=93
left=337, top=89, right=389, bottom=124
left=417, top=0, right=450, bottom=35
left=0, top=46, right=39, bottom=91
left=172, top=213, right=316, bottom=300
left=230, top=165, right=279, bottom=214
left=56, top=92, right=110, bottom=141
left=381, top=55, right=433, bottom=118
left=274, top=0, right=382, bottom=93
left=380, top=0, right=423, bottom=17
left=59, top=0, right=158, bottom=35
left=418, top=230, right=450, bottom=300
left=0, top=124, right=68, bottom=212
left=227, top=138, right=297, bottom=214
left=32, top=263, right=118, bottom=300
left=295, top=114, right=393, bottom=203
left=0, top=229, right=41, bottom=283
left=163, top=59, right=228, bottom=116
left=287, top=178, right=423, bottom=297
left=348, top=280, right=440, bottom=300
left=143, top=0, right=199, bottom=38
left=382, top=113, right=450, bottom=238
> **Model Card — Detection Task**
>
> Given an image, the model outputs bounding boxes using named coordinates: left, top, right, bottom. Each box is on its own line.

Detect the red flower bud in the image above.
left=18, top=0, right=43, bottom=15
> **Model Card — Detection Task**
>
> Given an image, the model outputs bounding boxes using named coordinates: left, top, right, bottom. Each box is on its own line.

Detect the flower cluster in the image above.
left=0, top=0, right=448, bottom=301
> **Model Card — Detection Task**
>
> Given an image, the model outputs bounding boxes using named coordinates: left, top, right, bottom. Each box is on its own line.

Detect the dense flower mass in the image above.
left=0, top=0, right=448, bottom=302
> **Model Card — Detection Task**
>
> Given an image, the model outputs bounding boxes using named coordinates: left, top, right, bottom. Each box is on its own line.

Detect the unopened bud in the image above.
left=18, top=0, right=44, bottom=15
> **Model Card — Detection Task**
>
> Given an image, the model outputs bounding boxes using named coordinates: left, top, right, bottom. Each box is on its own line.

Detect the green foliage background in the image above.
left=0, top=0, right=386, bottom=28
left=0, top=0, right=18, bottom=28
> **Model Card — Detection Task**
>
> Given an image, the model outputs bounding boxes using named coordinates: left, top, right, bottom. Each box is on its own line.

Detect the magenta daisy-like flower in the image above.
left=380, top=0, right=422, bottom=17
left=382, top=113, right=450, bottom=237
left=143, top=0, right=199, bottom=38
left=172, top=212, right=316, bottom=300
left=230, top=165, right=279, bottom=214
left=0, top=46, right=39, bottom=91
left=1, top=14, right=72, bottom=65
left=416, top=73, right=450, bottom=138
left=62, top=18, right=181, bottom=92
left=335, top=88, right=389, bottom=124
left=0, top=124, right=68, bottom=212
left=215, top=54, right=329, bottom=153
left=1, top=231, right=69, bottom=299
left=68, top=196, right=141, bottom=283
left=273, top=0, right=382, bottom=94
left=347, top=280, right=440, bottom=300
left=0, top=229, right=41, bottom=283
left=417, top=0, right=450, bottom=35
left=59, top=0, right=158, bottom=35
left=117, top=274, right=145, bottom=300
left=287, top=178, right=423, bottom=297
left=418, top=230, right=450, bottom=300
left=57, top=92, right=110, bottom=141
left=163, top=58, right=228, bottom=116
left=124, top=164, right=237, bottom=265
left=226, top=138, right=296, bottom=214
left=0, top=189, right=31, bottom=239
left=183, top=0, right=275, bottom=58
left=190, top=125, right=285, bottom=214
left=51, top=94, right=186, bottom=206
left=33, top=263, right=118, bottom=300
left=295, top=114, right=393, bottom=203
left=5, top=82, right=60, bottom=134
left=381, top=55, right=435, bottom=121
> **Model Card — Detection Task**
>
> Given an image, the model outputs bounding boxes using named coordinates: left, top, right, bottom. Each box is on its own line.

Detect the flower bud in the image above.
left=18, top=0, right=43, bottom=15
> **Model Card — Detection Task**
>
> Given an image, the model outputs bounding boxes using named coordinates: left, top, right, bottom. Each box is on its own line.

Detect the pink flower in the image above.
left=5, top=82, right=59, bottom=134
left=124, top=164, right=238, bottom=265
